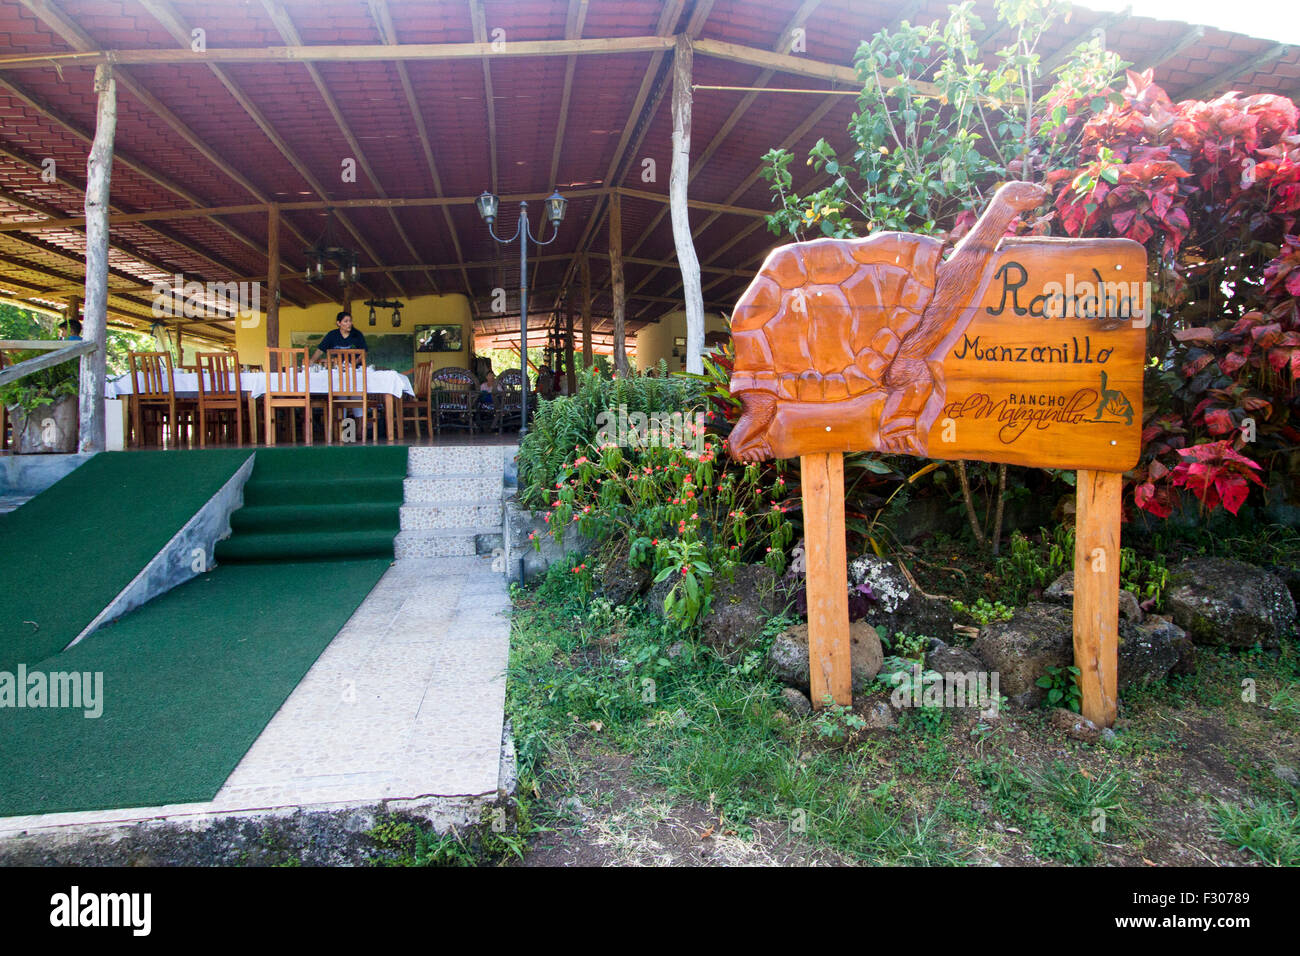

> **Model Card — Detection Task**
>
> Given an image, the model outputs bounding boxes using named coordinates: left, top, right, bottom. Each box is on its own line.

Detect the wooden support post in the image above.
left=79, top=63, right=115, bottom=455
left=564, top=288, right=576, bottom=395
left=609, top=193, right=628, bottom=376
left=65, top=295, right=81, bottom=334
left=801, top=452, right=852, bottom=708
left=267, top=202, right=280, bottom=357
left=669, top=36, right=705, bottom=375
left=1073, top=469, right=1122, bottom=727
left=581, top=253, right=593, bottom=370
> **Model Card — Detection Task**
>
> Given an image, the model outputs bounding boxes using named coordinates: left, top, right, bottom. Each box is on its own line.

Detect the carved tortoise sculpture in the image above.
left=727, top=181, right=1047, bottom=461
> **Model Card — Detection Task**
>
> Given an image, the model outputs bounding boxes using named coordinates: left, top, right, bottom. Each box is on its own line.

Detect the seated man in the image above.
left=63, top=319, right=83, bottom=341
left=311, top=310, right=368, bottom=363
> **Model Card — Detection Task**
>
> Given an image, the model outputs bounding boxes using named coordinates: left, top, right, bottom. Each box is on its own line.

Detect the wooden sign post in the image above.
left=726, top=183, right=1146, bottom=726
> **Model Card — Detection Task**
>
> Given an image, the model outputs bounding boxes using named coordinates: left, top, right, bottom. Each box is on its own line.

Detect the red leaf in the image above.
left=1204, top=408, right=1235, bottom=435
left=1173, top=327, right=1215, bottom=343
left=1216, top=476, right=1250, bottom=515
left=1219, top=352, right=1247, bottom=375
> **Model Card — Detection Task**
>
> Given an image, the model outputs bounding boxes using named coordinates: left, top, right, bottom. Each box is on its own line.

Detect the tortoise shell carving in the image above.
left=727, top=181, right=1047, bottom=461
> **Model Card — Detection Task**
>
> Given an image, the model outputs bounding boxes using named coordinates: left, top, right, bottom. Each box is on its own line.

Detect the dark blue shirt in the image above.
left=318, top=328, right=368, bottom=353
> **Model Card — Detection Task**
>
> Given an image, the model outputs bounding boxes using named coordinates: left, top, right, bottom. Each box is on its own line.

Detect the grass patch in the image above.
left=1210, top=800, right=1300, bottom=866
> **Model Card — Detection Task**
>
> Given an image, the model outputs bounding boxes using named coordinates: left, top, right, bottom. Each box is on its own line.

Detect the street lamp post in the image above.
left=476, top=190, right=567, bottom=438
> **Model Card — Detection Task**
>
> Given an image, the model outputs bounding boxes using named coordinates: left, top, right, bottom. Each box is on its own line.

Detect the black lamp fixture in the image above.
left=364, top=298, right=403, bottom=328
left=303, top=211, right=361, bottom=286
left=475, top=188, right=567, bottom=437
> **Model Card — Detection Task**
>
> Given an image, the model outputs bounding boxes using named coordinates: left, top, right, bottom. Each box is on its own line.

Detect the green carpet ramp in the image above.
left=0, top=559, right=390, bottom=816
left=0, top=445, right=409, bottom=816
left=0, top=450, right=252, bottom=672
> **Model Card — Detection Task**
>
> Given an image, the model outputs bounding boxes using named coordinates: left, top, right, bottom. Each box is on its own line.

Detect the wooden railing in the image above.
left=0, top=339, right=96, bottom=388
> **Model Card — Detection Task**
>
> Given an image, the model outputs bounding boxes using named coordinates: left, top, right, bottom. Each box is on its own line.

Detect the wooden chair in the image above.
left=128, top=351, right=184, bottom=447
left=400, top=361, right=434, bottom=439
left=196, top=350, right=244, bottom=447
left=491, top=368, right=527, bottom=434
left=263, top=347, right=312, bottom=445
left=431, top=366, right=479, bottom=435
left=326, top=349, right=381, bottom=444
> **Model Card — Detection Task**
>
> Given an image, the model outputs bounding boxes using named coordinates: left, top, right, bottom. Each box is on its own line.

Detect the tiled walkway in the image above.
left=0, top=554, right=511, bottom=835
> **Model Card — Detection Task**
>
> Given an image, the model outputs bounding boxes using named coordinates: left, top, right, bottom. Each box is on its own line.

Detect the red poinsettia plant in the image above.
left=1045, top=69, right=1300, bottom=518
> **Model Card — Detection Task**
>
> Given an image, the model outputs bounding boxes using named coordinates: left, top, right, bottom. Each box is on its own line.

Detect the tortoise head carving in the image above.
left=726, top=181, right=1047, bottom=462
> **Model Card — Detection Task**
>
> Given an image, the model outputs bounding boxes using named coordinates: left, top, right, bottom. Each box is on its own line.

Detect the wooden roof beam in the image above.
left=367, top=0, right=475, bottom=304
left=1182, top=43, right=1291, bottom=101
left=261, top=0, right=421, bottom=299
left=0, top=139, right=302, bottom=305
left=553, top=0, right=697, bottom=311
left=621, top=95, right=839, bottom=305
left=1136, top=25, right=1205, bottom=73
left=0, top=36, right=680, bottom=70
left=1040, top=6, right=1132, bottom=74
left=0, top=183, right=305, bottom=309
left=0, top=74, right=304, bottom=287
left=137, top=0, right=382, bottom=302
left=468, top=0, right=500, bottom=197
left=623, top=1, right=824, bottom=264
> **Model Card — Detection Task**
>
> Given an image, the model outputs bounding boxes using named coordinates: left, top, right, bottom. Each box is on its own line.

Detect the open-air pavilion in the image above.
left=0, top=0, right=1295, bottom=451
left=0, top=0, right=1296, bottom=858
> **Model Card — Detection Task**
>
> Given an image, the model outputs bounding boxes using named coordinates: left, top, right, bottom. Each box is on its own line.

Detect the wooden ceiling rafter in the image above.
left=0, top=138, right=309, bottom=311
left=609, top=0, right=826, bottom=315
left=621, top=92, right=841, bottom=318
left=135, top=0, right=383, bottom=302
left=552, top=0, right=699, bottom=317
left=1184, top=43, right=1292, bottom=101
left=259, top=0, right=423, bottom=299
left=366, top=0, right=475, bottom=305
left=1138, top=25, right=1206, bottom=72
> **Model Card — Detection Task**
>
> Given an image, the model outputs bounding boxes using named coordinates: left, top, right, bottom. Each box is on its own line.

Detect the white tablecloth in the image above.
left=106, top=369, right=414, bottom=400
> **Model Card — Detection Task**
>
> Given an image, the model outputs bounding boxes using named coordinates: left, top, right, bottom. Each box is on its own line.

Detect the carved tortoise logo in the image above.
left=727, top=181, right=1047, bottom=462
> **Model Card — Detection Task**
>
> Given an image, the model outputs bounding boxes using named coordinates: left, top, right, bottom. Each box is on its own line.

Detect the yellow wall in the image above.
left=234, top=293, right=475, bottom=371
left=634, top=310, right=728, bottom=372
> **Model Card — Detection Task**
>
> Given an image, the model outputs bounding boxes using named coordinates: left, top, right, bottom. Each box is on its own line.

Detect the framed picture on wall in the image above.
left=415, top=324, right=463, bottom=352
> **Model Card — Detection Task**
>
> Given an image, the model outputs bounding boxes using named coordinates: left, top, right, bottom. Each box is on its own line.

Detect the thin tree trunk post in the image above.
left=609, top=193, right=627, bottom=376
left=581, top=253, right=593, bottom=370
left=670, top=35, right=705, bottom=376
left=79, top=63, right=115, bottom=455
left=564, top=287, right=576, bottom=394
left=267, top=202, right=280, bottom=366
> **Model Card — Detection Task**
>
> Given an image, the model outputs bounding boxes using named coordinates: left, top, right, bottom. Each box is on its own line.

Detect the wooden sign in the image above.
left=727, top=183, right=1147, bottom=726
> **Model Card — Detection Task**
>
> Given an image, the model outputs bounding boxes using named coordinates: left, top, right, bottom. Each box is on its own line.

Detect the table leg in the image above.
left=385, top=394, right=396, bottom=442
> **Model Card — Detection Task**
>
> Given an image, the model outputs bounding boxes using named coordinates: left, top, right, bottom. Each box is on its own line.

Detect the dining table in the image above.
left=105, top=367, right=416, bottom=443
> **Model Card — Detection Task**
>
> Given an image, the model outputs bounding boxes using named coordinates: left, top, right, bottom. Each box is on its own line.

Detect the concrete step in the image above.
left=407, top=445, right=507, bottom=477
left=0, top=495, right=32, bottom=514
left=400, top=500, right=503, bottom=531
left=404, top=474, right=503, bottom=502
left=394, top=529, right=502, bottom=559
